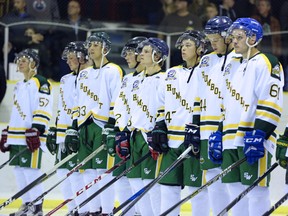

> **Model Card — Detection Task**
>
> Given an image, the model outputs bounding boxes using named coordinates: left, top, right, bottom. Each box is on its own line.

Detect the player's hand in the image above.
left=183, top=123, right=200, bottom=158
left=150, top=125, right=169, bottom=153
left=208, top=131, right=223, bottom=164
left=64, top=127, right=79, bottom=154
left=276, top=134, right=288, bottom=168
left=115, top=131, right=130, bottom=159
left=0, top=128, right=9, bottom=153
left=46, top=127, right=57, bottom=155
left=25, top=128, right=41, bottom=152
left=147, top=132, right=161, bottom=160
left=244, top=130, right=265, bottom=165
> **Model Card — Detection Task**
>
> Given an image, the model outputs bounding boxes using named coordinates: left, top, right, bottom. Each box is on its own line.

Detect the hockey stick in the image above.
left=217, top=162, right=279, bottom=216
left=262, top=192, right=288, bottom=216
left=0, top=152, right=77, bottom=210
left=22, top=145, right=105, bottom=214
left=160, top=157, right=247, bottom=216
left=114, top=146, right=192, bottom=216
left=65, top=152, right=151, bottom=216
left=0, top=148, right=27, bottom=170
left=45, top=156, right=128, bottom=216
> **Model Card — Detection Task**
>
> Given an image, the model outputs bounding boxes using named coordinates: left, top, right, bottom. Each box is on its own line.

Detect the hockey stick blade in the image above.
left=45, top=155, right=127, bottom=216
left=116, top=146, right=192, bottom=216
left=160, top=157, right=246, bottom=216
left=218, top=162, right=279, bottom=216
left=0, top=152, right=77, bottom=210
left=67, top=152, right=151, bottom=216
left=262, top=192, right=288, bottom=216
left=0, top=148, right=27, bottom=170
left=22, top=145, right=105, bottom=214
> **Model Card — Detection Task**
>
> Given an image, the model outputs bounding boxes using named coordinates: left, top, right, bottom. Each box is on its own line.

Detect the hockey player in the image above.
left=46, top=41, right=92, bottom=215
left=209, top=17, right=284, bottom=215
left=115, top=37, right=169, bottom=216
left=64, top=32, right=123, bottom=215
left=276, top=125, right=288, bottom=193
left=0, top=49, right=53, bottom=216
left=190, top=16, right=236, bottom=215
left=104, top=36, right=147, bottom=216
left=150, top=30, right=211, bottom=216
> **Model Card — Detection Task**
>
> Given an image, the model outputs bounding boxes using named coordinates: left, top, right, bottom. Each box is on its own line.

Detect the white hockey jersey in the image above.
left=113, top=71, right=144, bottom=131
left=129, top=71, right=165, bottom=133
left=222, top=53, right=284, bottom=153
left=192, top=50, right=237, bottom=140
left=7, top=75, right=53, bottom=148
left=73, top=63, right=123, bottom=128
left=56, top=72, right=77, bottom=143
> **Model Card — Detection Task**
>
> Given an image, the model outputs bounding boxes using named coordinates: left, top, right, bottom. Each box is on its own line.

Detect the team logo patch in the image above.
left=78, top=71, right=88, bottom=80
left=121, top=77, right=128, bottom=88
left=199, top=56, right=209, bottom=68
left=166, top=70, right=177, bottom=80
left=271, top=64, right=281, bottom=80
left=132, top=80, right=140, bottom=91
left=40, top=83, right=50, bottom=94
left=223, top=63, right=232, bottom=76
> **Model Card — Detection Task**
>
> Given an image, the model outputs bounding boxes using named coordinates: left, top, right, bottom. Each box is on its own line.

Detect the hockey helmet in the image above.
left=204, top=16, right=233, bottom=37
left=14, top=48, right=40, bottom=68
left=137, top=37, right=169, bottom=61
left=62, top=41, right=88, bottom=61
left=227, top=18, right=263, bottom=43
left=121, top=36, right=147, bottom=58
left=85, top=32, right=112, bottom=51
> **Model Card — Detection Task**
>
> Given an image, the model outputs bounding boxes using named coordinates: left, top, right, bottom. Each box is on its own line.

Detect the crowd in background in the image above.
left=0, top=0, right=287, bottom=85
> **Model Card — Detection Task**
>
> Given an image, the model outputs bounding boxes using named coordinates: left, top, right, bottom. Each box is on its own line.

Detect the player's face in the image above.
left=66, top=52, right=80, bottom=71
left=230, top=29, right=248, bottom=55
left=140, top=45, right=154, bottom=66
left=87, top=41, right=103, bottom=60
left=206, top=34, right=226, bottom=54
left=180, top=39, right=197, bottom=62
left=124, top=49, right=137, bottom=68
left=16, top=57, right=31, bottom=73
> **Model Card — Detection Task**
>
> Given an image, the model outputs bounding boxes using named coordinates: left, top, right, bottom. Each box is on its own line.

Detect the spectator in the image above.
left=252, top=0, right=281, bottom=57
left=1, top=0, right=35, bottom=64
left=0, top=63, right=6, bottom=104
left=161, top=0, right=177, bottom=15
left=218, top=0, right=237, bottom=21
left=189, top=0, right=210, bottom=26
left=26, top=0, right=60, bottom=21
left=204, top=3, right=218, bottom=25
left=158, top=0, right=203, bottom=66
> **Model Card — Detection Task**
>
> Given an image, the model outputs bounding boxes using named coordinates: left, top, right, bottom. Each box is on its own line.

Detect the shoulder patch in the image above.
left=199, top=56, right=209, bottom=68
left=166, top=69, right=177, bottom=80
left=34, top=74, right=51, bottom=94
left=262, top=53, right=281, bottom=80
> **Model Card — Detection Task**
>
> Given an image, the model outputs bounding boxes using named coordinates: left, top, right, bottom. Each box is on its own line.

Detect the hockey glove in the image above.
left=276, top=134, right=288, bottom=169
left=25, top=128, right=41, bottom=152
left=208, top=131, right=223, bottom=164
left=147, top=132, right=160, bottom=160
left=106, top=128, right=118, bottom=157
left=244, top=129, right=266, bottom=165
left=115, top=131, right=130, bottom=159
left=183, top=124, right=200, bottom=158
left=150, top=125, right=169, bottom=153
left=64, top=126, right=80, bottom=154
left=46, top=127, right=57, bottom=155
left=102, top=124, right=114, bottom=146
left=0, top=128, right=9, bottom=153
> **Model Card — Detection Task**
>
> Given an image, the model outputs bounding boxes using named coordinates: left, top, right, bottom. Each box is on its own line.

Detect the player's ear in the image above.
left=30, top=61, right=36, bottom=69
left=249, top=35, right=257, bottom=45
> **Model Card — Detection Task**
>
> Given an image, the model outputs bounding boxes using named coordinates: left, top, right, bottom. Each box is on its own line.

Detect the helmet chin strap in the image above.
left=243, top=37, right=261, bottom=74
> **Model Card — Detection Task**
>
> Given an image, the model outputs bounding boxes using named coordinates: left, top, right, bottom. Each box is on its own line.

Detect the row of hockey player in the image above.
left=0, top=15, right=287, bottom=216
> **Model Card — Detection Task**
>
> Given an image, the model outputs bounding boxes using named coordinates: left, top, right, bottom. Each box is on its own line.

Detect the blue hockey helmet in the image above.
left=62, top=41, right=88, bottom=61
left=137, top=37, right=169, bottom=61
left=227, top=18, right=263, bottom=43
left=204, top=16, right=233, bottom=37
left=121, top=36, right=147, bottom=58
